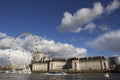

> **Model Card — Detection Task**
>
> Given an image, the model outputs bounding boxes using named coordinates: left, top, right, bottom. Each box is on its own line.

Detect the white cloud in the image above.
left=58, top=2, right=103, bottom=33
left=99, top=25, right=110, bottom=31
left=0, top=32, right=7, bottom=38
left=84, top=23, right=96, bottom=33
left=37, top=39, right=87, bottom=58
left=86, top=30, right=120, bottom=52
left=58, top=0, right=120, bottom=33
left=0, top=49, right=32, bottom=67
left=0, top=51, right=8, bottom=66
left=0, top=32, right=87, bottom=66
left=0, top=37, right=14, bottom=49
left=106, top=0, right=120, bottom=14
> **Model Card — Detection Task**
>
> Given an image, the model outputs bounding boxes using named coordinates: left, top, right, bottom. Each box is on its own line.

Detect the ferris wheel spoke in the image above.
left=7, top=32, right=40, bottom=69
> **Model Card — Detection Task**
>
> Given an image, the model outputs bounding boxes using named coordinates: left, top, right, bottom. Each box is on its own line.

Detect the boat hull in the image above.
left=45, top=72, right=67, bottom=75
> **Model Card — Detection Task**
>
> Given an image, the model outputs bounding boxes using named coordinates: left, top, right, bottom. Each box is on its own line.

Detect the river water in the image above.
left=0, top=73, right=120, bottom=80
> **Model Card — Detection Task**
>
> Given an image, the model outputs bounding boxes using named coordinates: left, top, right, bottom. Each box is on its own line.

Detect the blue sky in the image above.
left=0, top=0, right=120, bottom=61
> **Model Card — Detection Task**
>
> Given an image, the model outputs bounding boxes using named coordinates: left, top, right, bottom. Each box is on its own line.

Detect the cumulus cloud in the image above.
left=58, top=0, right=120, bottom=33
left=0, top=51, right=8, bottom=66
left=99, top=25, right=110, bottom=31
left=105, top=0, right=120, bottom=14
left=86, top=30, right=120, bottom=52
left=37, top=39, right=87, bottom=58
left=0, top=32, right=7, bottom=38
left=58, top=2, right=103, bottom=33
left=0, top=37, right=14, bottom=49
left=84, top=23, right=96, bottom=33
left=0, top=32, right=87, bottom=66
left=0, top=49, right=32, bottom=67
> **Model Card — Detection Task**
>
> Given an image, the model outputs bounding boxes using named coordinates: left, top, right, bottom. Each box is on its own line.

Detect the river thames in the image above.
left=0, top=73, right=120, bottom=80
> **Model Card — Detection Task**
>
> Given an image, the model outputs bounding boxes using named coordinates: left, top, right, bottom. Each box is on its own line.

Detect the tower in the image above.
left=33, top=52, right=45, bottom=62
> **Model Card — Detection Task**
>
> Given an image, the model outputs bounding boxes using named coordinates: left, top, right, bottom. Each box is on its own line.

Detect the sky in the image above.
left=0, top=0, right=120, bottom=66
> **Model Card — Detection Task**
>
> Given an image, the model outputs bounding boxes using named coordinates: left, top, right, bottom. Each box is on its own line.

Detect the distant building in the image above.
left=49, top=58, right=67, bottom=71
left=32, top=61, right=48, bottom=72
left=32, top=52, right=109, bottom=73
left=78, top=56, right=109, bottom=71
left=109, top=56, right=120, bottom=71
left=32, top=52, right=45, bottom=62
left=32, top=52, right=48, bottom=72
left=0, top=65, right=16, bottom=70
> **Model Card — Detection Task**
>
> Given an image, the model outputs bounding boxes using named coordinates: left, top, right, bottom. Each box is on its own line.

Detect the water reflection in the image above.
left=0, top=73, right=120, bottom=80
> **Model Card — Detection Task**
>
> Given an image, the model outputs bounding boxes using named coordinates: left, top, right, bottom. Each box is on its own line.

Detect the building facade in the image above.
left=71, top=56, right=109, bottom=71
left=32, top=53, right=109, bottom=72
left=109, top=56, right=120, bottom=72
left=32, top=62, right=48, bottom=72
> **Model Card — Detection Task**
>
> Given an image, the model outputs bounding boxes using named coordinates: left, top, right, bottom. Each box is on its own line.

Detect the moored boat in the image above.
left=45, top=72, right=67, bottom=75
left=104, top=72, right=110, bottom=79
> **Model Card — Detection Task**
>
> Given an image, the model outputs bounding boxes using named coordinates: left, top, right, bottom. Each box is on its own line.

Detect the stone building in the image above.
left=32, top=52, right=45, bottom=62
left=49, top=59, right=67, bottom=71
left=32, top=52, right=109, bottom=72
left=32, top=62, right=48, bottom=72
left=71, top=56, right=109, bottom=71
left=32, top=52, right=48, bottom=72
left=109, top=56, right=120, bottom=72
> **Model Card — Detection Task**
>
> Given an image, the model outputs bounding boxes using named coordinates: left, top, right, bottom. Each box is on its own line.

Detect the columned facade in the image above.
left=49, top=59, right=67, bottom=71
left=32, top=54, right=110, bottom=72
left=76, top=56, right=109, bottom=71
left=32, top=62, right=48, bottom=71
